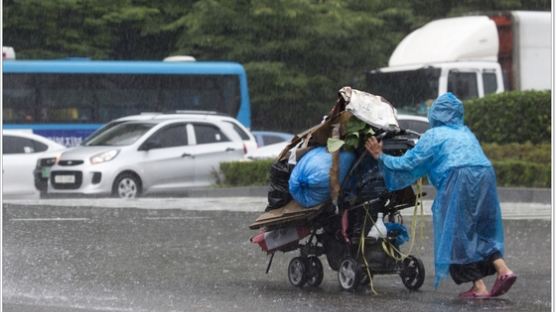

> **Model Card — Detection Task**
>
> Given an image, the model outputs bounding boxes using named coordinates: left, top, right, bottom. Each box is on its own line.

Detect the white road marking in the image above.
left=10, top=217, right=90, bottom=222
left=3, top=197, right=551, bottom=220
left=143, top=216, right=209, bottom=220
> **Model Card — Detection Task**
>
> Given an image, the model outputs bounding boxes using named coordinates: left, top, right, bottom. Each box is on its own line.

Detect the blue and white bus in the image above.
left=3, top=60, right=251, bottom=146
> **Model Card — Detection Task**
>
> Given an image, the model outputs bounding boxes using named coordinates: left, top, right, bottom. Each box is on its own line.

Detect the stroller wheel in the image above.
left=399, top=255, right=425, bottom=291
left=360, top=271, right=370, bottom=286
left=288, top=257, right=308, bottom=287
left=306, top=256, right=324, bottom=287
left=338, top=257, right=362, bottom=291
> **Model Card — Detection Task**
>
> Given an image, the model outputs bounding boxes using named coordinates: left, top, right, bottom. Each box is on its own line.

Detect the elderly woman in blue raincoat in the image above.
left=365, top=93, right=516, bottom=299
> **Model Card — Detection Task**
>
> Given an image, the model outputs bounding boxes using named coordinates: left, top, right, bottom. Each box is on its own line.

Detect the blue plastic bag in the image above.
left=385, top=222, right=409, bottom=246
left=289, top=147, right=355, bottom=208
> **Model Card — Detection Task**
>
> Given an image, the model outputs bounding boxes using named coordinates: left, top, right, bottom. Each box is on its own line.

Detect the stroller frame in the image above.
left=260, top=136, right=426, bottom=292
left=252, top=87, right=426, bottom=291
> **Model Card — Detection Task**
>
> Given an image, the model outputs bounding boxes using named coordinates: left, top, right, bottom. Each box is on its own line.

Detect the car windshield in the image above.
left=83, top=122, right=155, bottom=146
left=81, top=121, right=125, bottom=145
left=398, top=119, right=430, bottom=134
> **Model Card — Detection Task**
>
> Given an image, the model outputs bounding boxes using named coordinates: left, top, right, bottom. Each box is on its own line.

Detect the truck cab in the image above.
left=364, top=11, right=550, bottom=116
left=367, top=61, right=503, bottom=115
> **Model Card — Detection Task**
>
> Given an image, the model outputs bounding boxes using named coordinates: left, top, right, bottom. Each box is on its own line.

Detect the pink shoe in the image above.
left=490, top=272, right=517, bottom=297
left=458, top=288, right=491, bottom=299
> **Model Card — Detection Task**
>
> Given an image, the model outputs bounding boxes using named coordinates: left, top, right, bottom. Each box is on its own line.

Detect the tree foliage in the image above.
left=3, top=0, right=550, bottom=132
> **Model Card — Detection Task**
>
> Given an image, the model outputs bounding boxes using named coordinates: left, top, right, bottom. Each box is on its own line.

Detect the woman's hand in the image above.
left=365, top=136, right=383, bottom=160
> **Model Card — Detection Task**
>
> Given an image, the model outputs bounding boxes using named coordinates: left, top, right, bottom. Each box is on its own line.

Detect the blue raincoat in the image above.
left=377, top=92, right=504, bottom=287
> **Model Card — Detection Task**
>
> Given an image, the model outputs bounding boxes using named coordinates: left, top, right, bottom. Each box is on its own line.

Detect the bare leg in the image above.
left=471, top=279, right=489, bottom=294
left=493, top=258, right=513, bottom=277
left=490, top=258, right=517, bottom=297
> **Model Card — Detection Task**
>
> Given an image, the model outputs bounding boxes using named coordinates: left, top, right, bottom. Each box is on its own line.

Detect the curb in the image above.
left=179, top=185, right=551, bottom=204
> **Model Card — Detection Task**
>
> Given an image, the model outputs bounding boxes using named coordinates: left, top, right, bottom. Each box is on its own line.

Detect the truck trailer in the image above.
left=364, top=11, right=551, bottom=116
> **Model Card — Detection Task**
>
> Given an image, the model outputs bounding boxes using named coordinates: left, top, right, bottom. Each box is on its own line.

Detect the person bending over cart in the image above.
left=365, top=92, right=516, bottom=299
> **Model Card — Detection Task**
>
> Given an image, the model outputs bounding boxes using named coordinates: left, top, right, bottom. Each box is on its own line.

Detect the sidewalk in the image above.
left=4, top=196, right=550, bottom=220
left=179, top=185, right=551, bottom=204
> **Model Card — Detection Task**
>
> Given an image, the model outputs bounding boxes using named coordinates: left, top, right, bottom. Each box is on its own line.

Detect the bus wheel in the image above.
left=113, top=173, right=142, bottom=199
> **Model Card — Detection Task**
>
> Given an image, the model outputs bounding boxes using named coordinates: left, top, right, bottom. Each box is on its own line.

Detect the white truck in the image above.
left=364, top=11, right=551, bottom=115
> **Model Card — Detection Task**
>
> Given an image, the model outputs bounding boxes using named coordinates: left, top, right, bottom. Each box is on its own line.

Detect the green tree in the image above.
left=175, top=0, right=417, bottom=131
left=4, top=0, right=112, bottom=59
left=2, top=0, right=194, bottom=59
left=3, top=0, right=550, bottom=131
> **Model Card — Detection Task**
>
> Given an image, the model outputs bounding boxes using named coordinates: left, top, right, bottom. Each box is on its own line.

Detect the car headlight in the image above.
left=35, top=154, right=61, bottom=169
left=90, top=150, right=119, bottom=164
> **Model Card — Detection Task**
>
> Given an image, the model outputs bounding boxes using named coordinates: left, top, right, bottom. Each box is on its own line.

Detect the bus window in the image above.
left=2, top=74, right=36, bottom=123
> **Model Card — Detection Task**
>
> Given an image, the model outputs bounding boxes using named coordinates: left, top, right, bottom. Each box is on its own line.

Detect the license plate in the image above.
left=54, top=175, right=75, bottom=184
left=41, top=167, right=51, bottom=178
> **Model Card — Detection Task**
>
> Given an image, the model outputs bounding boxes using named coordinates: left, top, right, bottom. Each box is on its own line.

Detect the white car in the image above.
left=397, top=114, right=430, bottom=135
left=2, top=130, right=65, bottom=198
left=251, top=131, right=294, bottom=147
left=245, top=141, right=290, bottom=160
left=48, top=117, right=245, bottom=198
left=88, top=111, right=258, bottom=155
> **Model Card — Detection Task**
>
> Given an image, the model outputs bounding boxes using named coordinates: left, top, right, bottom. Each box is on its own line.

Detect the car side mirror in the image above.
left=139, top=141, right=160, bottom=151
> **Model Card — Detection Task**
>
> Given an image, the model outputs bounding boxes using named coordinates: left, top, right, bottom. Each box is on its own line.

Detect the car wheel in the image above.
left=113, top=173, right=142, bottom=199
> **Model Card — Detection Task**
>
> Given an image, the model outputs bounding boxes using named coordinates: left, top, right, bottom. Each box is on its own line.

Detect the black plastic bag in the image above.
left=266, top=159, right=294, bottom=211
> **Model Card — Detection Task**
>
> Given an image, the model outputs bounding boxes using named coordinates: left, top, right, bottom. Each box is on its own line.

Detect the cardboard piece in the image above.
left=277, top=111, right=353, bottom=161
left=249, top=201, right=323, bottom=230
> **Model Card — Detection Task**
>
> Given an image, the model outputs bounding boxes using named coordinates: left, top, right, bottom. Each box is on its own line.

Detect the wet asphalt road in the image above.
left=2, top=200, right=552, bottom=312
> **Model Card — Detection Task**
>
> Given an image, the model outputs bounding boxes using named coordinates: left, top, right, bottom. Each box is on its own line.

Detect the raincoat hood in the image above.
left=428, top=92, right=464, bottom=128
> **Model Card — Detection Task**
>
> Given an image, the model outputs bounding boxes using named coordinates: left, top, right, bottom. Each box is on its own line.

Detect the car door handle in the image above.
left=225, top=148, right=236, bottom=152
left=181, top=153, right=194, bottom=158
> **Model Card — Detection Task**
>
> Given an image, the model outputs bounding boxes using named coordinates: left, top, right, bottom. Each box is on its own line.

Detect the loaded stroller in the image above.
left=250, top=87, right=426, bottom=291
